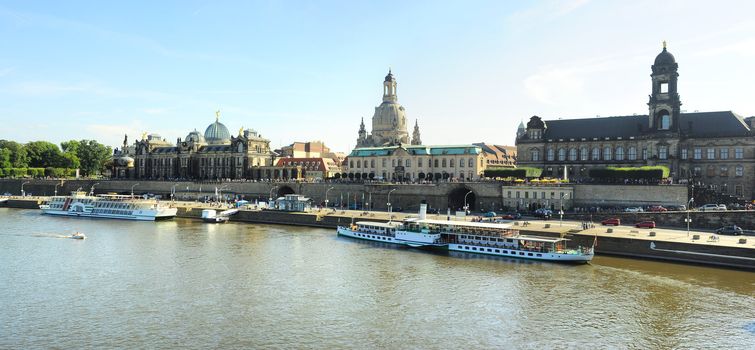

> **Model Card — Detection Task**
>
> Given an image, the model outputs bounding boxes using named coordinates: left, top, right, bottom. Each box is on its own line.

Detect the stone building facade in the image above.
left=112, top=113, right=301, bottom=180
left=516, top=44, right=755, bottom=201
left=344, top=144, right=487, bottom=181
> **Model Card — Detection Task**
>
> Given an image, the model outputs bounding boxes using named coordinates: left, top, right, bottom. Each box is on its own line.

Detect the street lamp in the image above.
left=325, top=186, right=334, bottom=208
left=218, top=185, right=229, bottom=203
left=171, top=183, right=179, bottom=202
left=686, top=197, right=694, bottom=238
left=130, top=183, right=140, bottom=198
left=559, top=193, right=570, bottom=227
left=54, top=181, right=64, bottom=197
left=387, top=188, right=397, bottom=221
left=20, top=181, right=30, bottom=197
left=463, top=190, right=473, bottom=214
left=89, top=182, right=100, bottom=196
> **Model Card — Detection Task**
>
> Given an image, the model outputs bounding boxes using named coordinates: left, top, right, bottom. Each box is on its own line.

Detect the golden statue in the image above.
left=663, top=40, right=667, bottom=49
left=141, top=131, right=147, bottom=140
left=215, top=109, right=221, bottom=121
left=239, top=126, right=244, bottom=136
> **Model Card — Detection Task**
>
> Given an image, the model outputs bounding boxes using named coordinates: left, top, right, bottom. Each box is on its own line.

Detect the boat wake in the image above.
left=0, top=233, right=79, bottom=239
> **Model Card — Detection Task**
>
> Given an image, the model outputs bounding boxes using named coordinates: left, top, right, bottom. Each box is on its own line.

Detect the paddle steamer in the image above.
left=40, top=191, right=177, bottom=221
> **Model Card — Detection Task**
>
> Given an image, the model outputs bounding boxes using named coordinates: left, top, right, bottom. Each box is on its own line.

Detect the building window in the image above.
left=382, top=159, right=387, bottom=167
left=735, top=147, right=744, bottom=159
left=628, top=147, right=637, bottom=161
left=442, top=159, right=447, bottom=167
left=357, top=160, right=361, bottom=168
left=642, top=148, right=648, bottom=160
left=660, top=83, right=668, bottom=93
left=659, top=114, right=670, bottom=130
left=507, top=191, right=511, bottom=198
left=434, top=159, right=439, bottom=167
left=371, top=160, right=375, bottom=168
left=693, top=148, right=702, bottom=160
left=707, top=148, right=715, bottom=160
left=392, top=159, right=397, bottom=167
left=569, top=148, right=577, bottom=161
left=681, top=148, right=688, bottom=160
left=603, top=146, right=612, bottom=161
left=350, top=160, right=354, bottom=168
left=659, top=146, right=668, bottom=160
left=449, top=159, right=454, bottom=167
left=615, top=146, right=624, bottom=161
left=693, top=166, right=702, bottom=177
left=720, top=166, right=728, bottom=177
left=547, top=148, right=555, bottom=161
left=707, top=166, right=715, bottom=177
left=734, top=185, right=743, bottom=196
left=469, top=158, right=474, bottom=167
left=418, top=158, right=423, bottom=167
left=531, top=149, right=540, bottom=161
left=405, top=159, right=411, bottom=167
left=558, top=148, right=566, bottom=161
left=579, top=147, right=588, bottom=161
left=592, top=147, right=600, bottom=160
left=720, top=148, right=729, bottom=160
left=735, top=165, right=744, bottom=177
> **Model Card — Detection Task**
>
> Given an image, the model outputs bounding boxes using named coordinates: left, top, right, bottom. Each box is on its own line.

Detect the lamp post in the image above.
left=269, top=185, right=278, bottom=204
left=89, top=182, right=100, bottom=196
left=171, top=183, right=179, bottom=202
left=218, top=185, right=229, bottom=203
left=130, top=183, right=139, bottom=198
left=54, top=181, right=64, bottom=197
left=20, top=181, right=30, bottom=197
left=325, top=186, right=334, bottom=208
left=387, top=188, right=397, bottom=221
left=559, top=193, right=569, bottom=227
left=686, top=197, right=694, bottom=238
left=463, top=190, right=473, bottom=214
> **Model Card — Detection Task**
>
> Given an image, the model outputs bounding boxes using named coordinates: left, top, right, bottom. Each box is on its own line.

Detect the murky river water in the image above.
left=1, top=208, right=753, bottom=349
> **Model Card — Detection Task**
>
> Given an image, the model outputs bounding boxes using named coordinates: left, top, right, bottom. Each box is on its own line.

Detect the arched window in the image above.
left=591, top=147, right=600, bottom=160
left=371, top=160, right=375, bottom=168
left=547, top=148, right=555, bottom=161
left=603, top=146, right=612, bottom=161
left=558, top=148, right=566, bottom=161
left=449, top=159, right=455, bottom=167
left=659, top=112, right=671, bottom=130
left=350, top=160, right=354, bottom=168
left=569, top=148, right=577, bottom=161
left=615, top=146, right=624, bottom=161
left=628, top=147, right=637, bottom=160
left=356, top=160, right=361, bottom=168
left=579, top=147, right=588, bottom=161
left=532, top=149, right=540, bottom=161
left=442, top=159, right=447, bottom=167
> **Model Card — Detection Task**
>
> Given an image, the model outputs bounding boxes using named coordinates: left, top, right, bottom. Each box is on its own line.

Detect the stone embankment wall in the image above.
left=563, top=211, right=755, bottom=230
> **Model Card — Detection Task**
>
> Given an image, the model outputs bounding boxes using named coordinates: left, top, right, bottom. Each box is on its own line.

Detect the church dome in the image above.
left=186, top=130, right=206, bottom=144
left=204, top=120, right=231, bottom=144
left=654, top=47, right=676, bottom=66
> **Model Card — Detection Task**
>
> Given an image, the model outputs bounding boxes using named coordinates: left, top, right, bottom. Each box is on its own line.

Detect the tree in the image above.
left=75, top=139, right=112, bottom=176
left=0, top=140, right=29, bottom=168
left=25, top=141, right=65, bottom=168
left=0, top=148, right=11, bottom=168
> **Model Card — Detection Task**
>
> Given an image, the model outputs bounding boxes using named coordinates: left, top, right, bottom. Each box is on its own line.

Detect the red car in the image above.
left=649, top=205, right=667, bottom=212
left=601, top=218, right=620, bottom=226
left=635, top=221, right=656, bottom=228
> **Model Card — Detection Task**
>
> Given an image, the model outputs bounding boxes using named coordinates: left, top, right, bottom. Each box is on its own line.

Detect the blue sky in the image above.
left=1, top=0, right=754, bottom=152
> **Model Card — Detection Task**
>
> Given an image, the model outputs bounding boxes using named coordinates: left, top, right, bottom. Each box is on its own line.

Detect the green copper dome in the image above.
left=204, top=119, right=231, bottom=144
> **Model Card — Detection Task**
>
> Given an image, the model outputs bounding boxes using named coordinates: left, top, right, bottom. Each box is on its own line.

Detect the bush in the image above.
left=588, top=166, right=670, bottom=180
left=484, top=167, right=542, bottom=179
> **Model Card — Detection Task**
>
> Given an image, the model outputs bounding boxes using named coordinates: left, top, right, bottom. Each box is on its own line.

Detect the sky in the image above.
left=1, top=0, right=755, bottom=153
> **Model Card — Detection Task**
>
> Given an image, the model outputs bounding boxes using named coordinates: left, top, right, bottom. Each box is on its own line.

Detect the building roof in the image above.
left=204, top=120, right=231, bottom=144
left=537, top=111, right=751, bottom=140
left=348, top=144, right=482, bottom=157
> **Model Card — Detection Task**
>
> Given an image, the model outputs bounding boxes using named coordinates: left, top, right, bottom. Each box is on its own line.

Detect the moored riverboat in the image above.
left=39, top=191, right=177, bottom=221
left=337, top=204, right=594, bottom=263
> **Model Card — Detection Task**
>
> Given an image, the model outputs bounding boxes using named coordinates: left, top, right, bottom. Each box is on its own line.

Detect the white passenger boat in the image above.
left=70, top=232, right=86, bottom=240
left=337, top=204, right=594, bottom=263
left=201, top=208, right=239, bottom=223
left=39, top=191, right=177, bottom=221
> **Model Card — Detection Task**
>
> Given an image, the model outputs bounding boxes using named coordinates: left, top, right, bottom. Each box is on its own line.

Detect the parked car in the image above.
left=624, top=207, right=644, bottom=212
left=500, top=213, right=522, bottom=220
left=2, top=192, right=11, bottom=196
left=635, top=221, right=656, bottom=228
left=667, top=205, right=686, bottom=211
left=699, top=204, right=722, bottom=212
left=717, top=204, right=728, bottom=211
left=482, top=211, right=497, bottom=218
left=649, top=205, right=668, bottom=212
left=601, top=218, right=621, bottom=226
left=715, top=225, right=743, bottom=235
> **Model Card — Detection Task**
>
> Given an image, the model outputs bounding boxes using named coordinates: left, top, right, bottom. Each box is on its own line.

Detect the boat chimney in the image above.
left=418, top=203, right=427, bottom=220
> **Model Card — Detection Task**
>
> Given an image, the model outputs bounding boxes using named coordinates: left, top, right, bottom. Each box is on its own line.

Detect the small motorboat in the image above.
left=70, top=232, right=86, bottom=240
left=201, top=209, right=230, bottom=223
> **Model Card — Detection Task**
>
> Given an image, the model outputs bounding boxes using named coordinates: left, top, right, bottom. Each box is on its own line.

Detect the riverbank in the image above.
left=4, top=197, right=754, bottom=270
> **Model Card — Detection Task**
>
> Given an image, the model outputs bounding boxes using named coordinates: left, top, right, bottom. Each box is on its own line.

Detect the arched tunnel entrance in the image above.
left=448, top=187, right=476, bottom=211
left=277, top=185, right=295, bottom=198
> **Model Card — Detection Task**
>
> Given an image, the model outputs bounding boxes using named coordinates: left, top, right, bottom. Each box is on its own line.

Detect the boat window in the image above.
left=495, top=250, right=500, bottom=253
left=487, top=249, right=492, bottom=252
left=472, top=247, right=477, bottom=251
left=519, top=252, right=524, bottom=255
left=502, top=250, right=507, bottom=254
left=528, top=253, right=533, bottom=256
left=507, top=239, right=513, bottom=243
left=536, top=254, right=542, bottom=257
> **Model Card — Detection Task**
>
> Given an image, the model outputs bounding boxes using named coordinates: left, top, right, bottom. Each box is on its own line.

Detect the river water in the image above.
left=1, top=208, right=753, bottom=349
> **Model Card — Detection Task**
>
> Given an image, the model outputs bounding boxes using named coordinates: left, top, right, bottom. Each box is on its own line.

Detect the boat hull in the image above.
left=337, top=226, right=593, bottom=263
left=40, top=208, right=177, bottom=221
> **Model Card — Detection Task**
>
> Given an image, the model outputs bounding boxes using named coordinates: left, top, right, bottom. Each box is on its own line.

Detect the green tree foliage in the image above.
left=483, top=167, right=543, bottom=179
left=588, top=166, right=670, bottom=180
left=75, top=139, right=112, bottom=176
left=0, top=140, right=29, bottom=168
left=0, top=148, right=11, bottom=168
left=25, top=141, right=66, bottom=168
